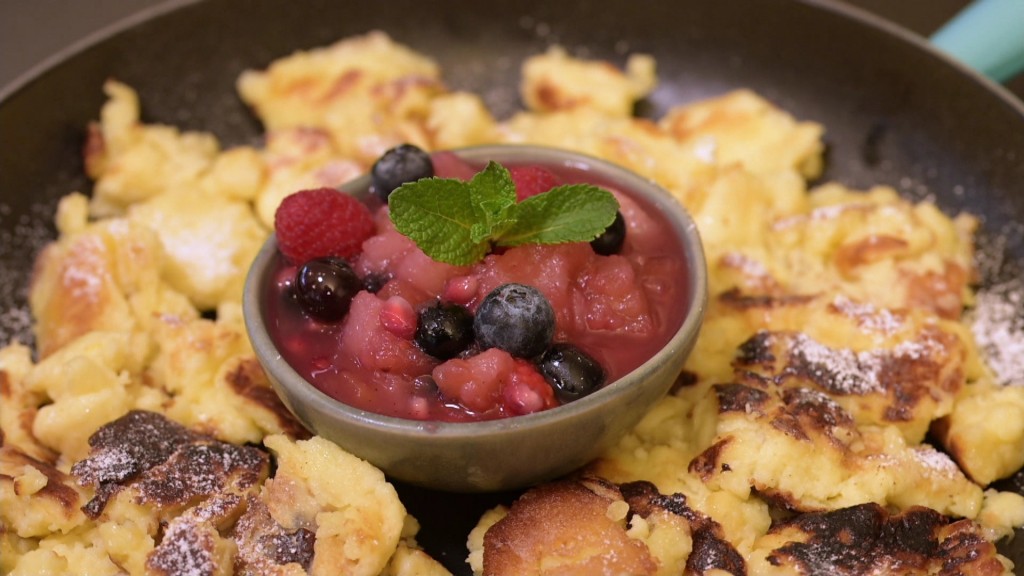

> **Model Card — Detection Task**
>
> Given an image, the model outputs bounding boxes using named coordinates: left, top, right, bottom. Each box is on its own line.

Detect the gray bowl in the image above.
left=243, top=145, right=707, bottom=492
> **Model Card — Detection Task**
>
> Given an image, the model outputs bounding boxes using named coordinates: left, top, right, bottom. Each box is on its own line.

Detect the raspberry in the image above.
left=274, top=187, right=375, bottom=264
left=509, top=166, right=563, bottom=202
left=379, top=295, right=417, bottom=340
left=502, top=359, right=557, bottom=415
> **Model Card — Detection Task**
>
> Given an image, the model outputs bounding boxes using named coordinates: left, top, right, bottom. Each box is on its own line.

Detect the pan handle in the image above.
left=930, top=0, right=1024, bottom=83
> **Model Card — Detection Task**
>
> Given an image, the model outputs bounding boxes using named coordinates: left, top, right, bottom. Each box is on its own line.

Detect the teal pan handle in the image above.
left=930, top=0, right=1024, bottom=83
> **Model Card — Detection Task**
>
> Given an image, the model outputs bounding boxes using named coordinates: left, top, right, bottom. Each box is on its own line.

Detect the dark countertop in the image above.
left=1, top=0, right=1022, bottom=101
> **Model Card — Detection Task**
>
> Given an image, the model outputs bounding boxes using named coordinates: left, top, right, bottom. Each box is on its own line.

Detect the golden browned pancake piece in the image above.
left=733, top=324, right=964, bottom=439
left=478, top=477, right=751, bottom=576
left=482, top=478, right=661, bottom=576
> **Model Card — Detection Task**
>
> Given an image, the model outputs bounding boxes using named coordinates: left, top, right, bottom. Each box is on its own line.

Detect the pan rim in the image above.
left=0, top=0, right=198, bottom=104
left=0, top=0, right=1021, bottom=117
left=799, top=0, right=1024, bottom=115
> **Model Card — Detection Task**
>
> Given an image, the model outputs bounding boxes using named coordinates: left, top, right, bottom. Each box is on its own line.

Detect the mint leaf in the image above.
left=499, top=185, right=618, bottom=247
left=388, top=161, right=620, bottom=265
left=468, top=162, right=516, bottom=243
left=388, top=178, right=491, bottom=265
left=470, top=162, right=517, bottom=223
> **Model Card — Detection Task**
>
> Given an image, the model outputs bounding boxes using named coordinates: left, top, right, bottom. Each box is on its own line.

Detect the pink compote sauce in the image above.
left=264, top=152, right=689, bottom=422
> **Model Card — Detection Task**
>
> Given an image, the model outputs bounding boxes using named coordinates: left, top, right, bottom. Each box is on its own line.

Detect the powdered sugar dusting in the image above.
left=790, top=333, right=883, bottom=395
left=148, top=518, right=216, bottom=576
left=788, top=332, right=938, bottom=396
left=720, top=252, right=771, bottom=277
left=0, top=307, right=32, bottom=347
left=968, top=281, right=1024, bottom=387
left=0, top=199, right=57, bottom=347
left=771, top=202, right=870, bottom=230
left=912, top=445, right=960, bottom=478
left=830, top=295, right=903, bottom=335
left=968, top=225, right=1024, bottom=387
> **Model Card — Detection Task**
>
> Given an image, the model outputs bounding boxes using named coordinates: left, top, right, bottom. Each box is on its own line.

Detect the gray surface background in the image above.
left=1, top=0, right=1022, bottom=99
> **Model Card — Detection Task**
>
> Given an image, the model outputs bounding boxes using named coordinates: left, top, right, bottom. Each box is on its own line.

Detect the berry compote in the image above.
left=264, top=151, right=690, bottom=422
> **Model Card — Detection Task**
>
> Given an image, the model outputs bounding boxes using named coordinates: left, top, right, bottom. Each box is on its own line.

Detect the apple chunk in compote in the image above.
left=263, top=148, right=689, bottom=422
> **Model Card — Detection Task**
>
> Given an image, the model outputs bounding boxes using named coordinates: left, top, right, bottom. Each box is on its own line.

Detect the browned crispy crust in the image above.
left=904, top=262, right=970, bottom=320
left=833, top=235, right=909, bottom=277
left=719, top=288, right=817, bottom=310
left=482, top=477, right=747, bottom=576
left=232, top=495, right=316, bottom=575
left=147, top=516, right=225, bottom=576
left=1, top=445, right=82, bottom=512
left=223, top=357, right=311, bottom=440
left=73, top=410, right=204, bottom=518
left=68, top=411, right=274, bottom=575
left=764, top=503, right=1007, bottom=575
left=733, top=326, right=963, bottom=427
left=83, top=122, right=107, bottom=179
left=72, top=410, right=268, bottom=520
left=620, top=481, right=746, bottom=576
left=483, top=477, right=659, bottom=576
left=689, top=437, right=734, bottom=480
left=0, top=369, right=58, bottom=464
left=691, top=382, right=857, bottom=480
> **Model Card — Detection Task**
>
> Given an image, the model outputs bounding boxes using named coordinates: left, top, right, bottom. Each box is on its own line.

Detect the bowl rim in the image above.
left=243, top=144, right=708, bottom=439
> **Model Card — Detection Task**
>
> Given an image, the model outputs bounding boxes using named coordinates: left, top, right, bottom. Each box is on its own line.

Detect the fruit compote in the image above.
left=264, top=148, right=689, bottom=422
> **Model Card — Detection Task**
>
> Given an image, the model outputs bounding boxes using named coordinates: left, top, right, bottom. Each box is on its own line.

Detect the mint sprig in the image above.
left=388, top=161, right=619, bottom=266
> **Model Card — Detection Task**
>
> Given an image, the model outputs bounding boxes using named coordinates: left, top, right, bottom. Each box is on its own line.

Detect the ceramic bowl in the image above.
left=243, top=144, right=707, bottom=492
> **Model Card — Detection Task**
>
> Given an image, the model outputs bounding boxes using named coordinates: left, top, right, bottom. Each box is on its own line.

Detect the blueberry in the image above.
left=415, top=302, right=475, bottom=359
left=362, top=272, right=391, bottom=294
left=538, top=343, right=606, bottom=402
left=474, top=283, right=555, bottom=359
left=590, top=210, right=626, bottom=255
left=371, top=144, right=434, bottom=202
left=295, top=257, right=362, bottom=322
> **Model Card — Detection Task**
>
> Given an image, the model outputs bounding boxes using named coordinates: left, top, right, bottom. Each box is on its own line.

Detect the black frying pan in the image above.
left=2, top=1, right=1023, bottom=573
